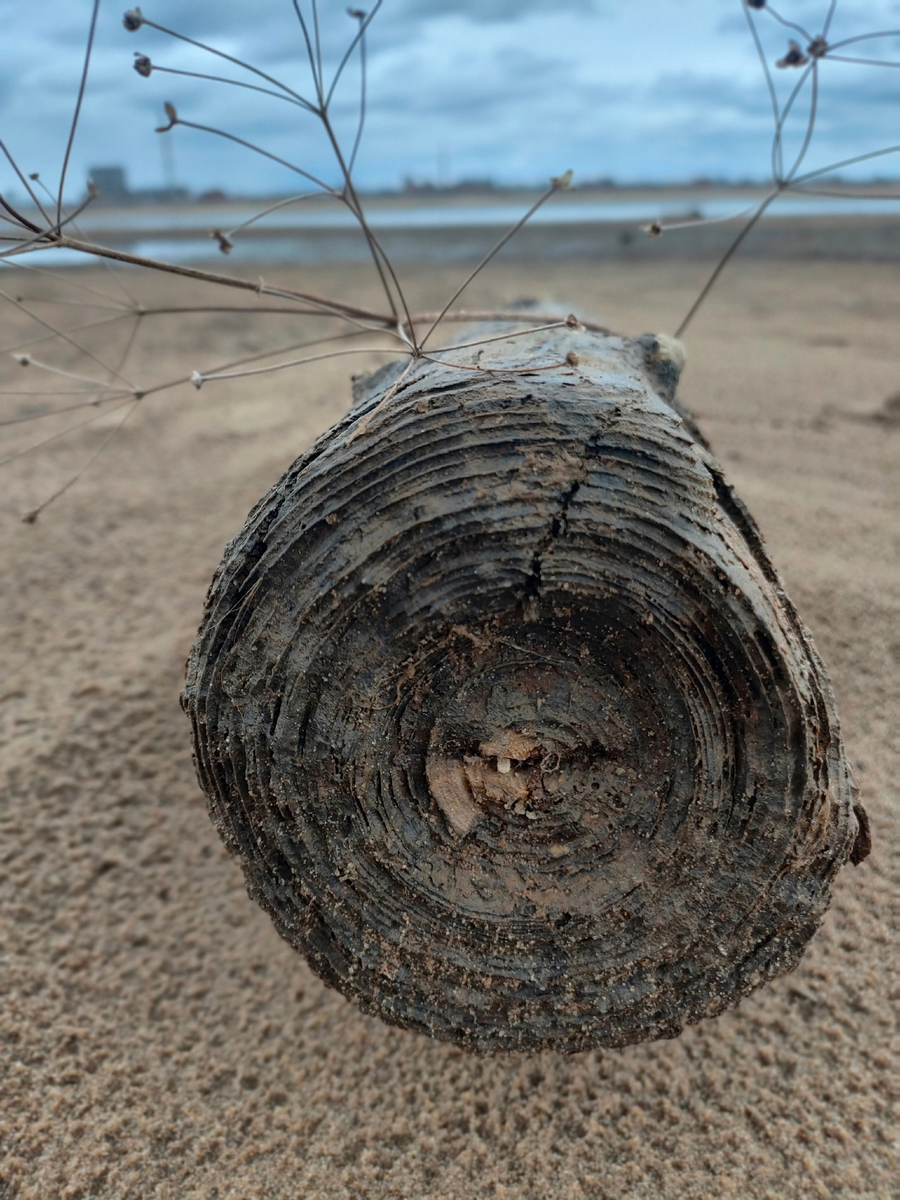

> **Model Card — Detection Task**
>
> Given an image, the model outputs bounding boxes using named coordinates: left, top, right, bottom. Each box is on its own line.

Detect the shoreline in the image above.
left=12, top=212, right=900, bottom=269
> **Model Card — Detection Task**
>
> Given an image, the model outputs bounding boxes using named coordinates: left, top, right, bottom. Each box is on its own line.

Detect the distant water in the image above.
left=12, top=192, right=899, bottom=267
left=71, top=193, right=900, bottom=230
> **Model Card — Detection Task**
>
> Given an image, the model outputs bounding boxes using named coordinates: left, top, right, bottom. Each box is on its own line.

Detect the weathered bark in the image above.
left=183, top=323, right=868, bottom=1053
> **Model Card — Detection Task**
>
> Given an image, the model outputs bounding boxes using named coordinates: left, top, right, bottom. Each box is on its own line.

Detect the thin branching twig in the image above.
left=57, top=0, right=101, bottom=227
left=673, top=0, right=900, bottom=335
left=2, top=0, right=898, bottom=518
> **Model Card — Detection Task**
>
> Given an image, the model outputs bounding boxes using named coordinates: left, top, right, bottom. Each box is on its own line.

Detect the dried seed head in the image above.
left=190, top=371, right=204, bottom=389
left=807, top=36, right=828, bottom=59
left=156, top=102, right=178, bottom=133
left=133, top=53, right=152, bottom=77
left=777, top=40, right=809, bottom=68
left=645, top=221, right=663, bottom=238
left=87, top=179, right=100, bottom=199
left=565, top=313, right=580, bottom=330
left=212, top=229, right=233, bottom=254
left=747, top=0, right=766, bottom=8
left=122, top=7, right=144, bottom=31
left=565, top=351, right=580, bottom=367
left=551, top=169, right=573, bottom=191
left=347, top=7, right=367, bottom=18
left=16, top=353, right=32, bottom=367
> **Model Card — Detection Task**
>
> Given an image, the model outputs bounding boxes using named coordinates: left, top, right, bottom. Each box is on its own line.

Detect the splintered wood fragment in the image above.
left=183, top=321, right=867, bottom=1054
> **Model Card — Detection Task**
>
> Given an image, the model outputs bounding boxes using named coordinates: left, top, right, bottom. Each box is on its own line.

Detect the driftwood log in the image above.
left=183, top=322, right=869, bottom=1053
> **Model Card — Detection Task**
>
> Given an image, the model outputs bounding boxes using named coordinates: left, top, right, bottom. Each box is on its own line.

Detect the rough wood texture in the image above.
left=183, top=323, right=868, bottom=1053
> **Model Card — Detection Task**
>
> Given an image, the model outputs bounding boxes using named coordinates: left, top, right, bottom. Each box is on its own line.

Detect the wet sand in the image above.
left=0, top=258, right=897, bottom=1199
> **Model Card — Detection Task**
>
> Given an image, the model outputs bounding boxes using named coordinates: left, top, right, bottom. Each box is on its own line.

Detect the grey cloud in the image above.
left=2, top=0, right=897, bottom=199
left=401, top=0, right=598, bottom=22
left=366, top=45, right=573, bottom=119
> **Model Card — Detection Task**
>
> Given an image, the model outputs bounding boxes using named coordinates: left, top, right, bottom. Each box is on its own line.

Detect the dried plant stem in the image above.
left=135, top=328, right=397, bottom=403
left=0, top=288, right=137, bottom=389
left=784, top=64, right=819, bottom=183
left=0, top=313, right=139, bottom=358
left=419, top=354, right=575, bottom=376
left=0, top=190, right=102, bottom=259
left=347, top=14, right=369, bottom=174
left=0, top=140, right=52, bottom=223
left=826, top=56, right=900, bottom=67
left=142, top=66, right=313, bottom=110
left=4, top=0, right=899, bottom=521
left=827, top=30, right=900, bottom=50
left=56, top=0, right=100, bottom=227
left=675, top=191, right=778, bottom=339
left=418, top=181, right=567, bottom=350
left=218, top=192, right=325, bottom=244
left=794, top=144, right=900, bottom=182
left=24, top=236, right=395, bottom=327
left=136, top=15, right=316, bottom=110
left=771, top=63, right=814, bottom=183
left=410, top=311, right=608, bottom=333
left=8, top=357, right=133, bottom=391
left=765, top=5, right=811, bottom=41
left=434, top=321, right=569, bottom=354
left=160, top=116, right=335, bottom=194
left=194, top=345, right=400, bottom=387
left=0, top=397, right=138, bottom=469
left=321, top=110, right=412, bottom=333
left=326, top=2, right=383, bottom=108
left=0, top=396, right=132, bottom=427
left=22, top=400, right=140, bottom=524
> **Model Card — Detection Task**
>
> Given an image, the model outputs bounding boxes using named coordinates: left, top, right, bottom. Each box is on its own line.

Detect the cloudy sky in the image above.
left=1, top=0, right=898, bottom=198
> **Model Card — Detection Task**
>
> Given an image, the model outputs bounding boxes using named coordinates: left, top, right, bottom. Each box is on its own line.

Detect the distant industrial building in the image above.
left=87, top=165, right=189, bottom=205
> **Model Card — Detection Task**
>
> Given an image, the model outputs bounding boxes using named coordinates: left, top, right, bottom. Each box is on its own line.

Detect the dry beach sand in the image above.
left=0, top=256, right=897, bottom=1199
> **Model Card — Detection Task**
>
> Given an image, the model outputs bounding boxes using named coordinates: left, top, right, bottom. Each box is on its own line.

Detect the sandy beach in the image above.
left=0, top=255, right=896, bottom=1199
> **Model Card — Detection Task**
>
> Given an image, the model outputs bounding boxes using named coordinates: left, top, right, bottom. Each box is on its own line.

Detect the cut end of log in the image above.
left=184, top=323, right=864, bottom=1053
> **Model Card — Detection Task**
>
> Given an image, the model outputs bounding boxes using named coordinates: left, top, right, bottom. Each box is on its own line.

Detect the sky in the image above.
left=0, top=0, right=898, bottom=199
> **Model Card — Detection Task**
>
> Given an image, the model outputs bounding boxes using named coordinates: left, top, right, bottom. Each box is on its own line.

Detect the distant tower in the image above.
left=89, top=166, right=130, bottom=204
